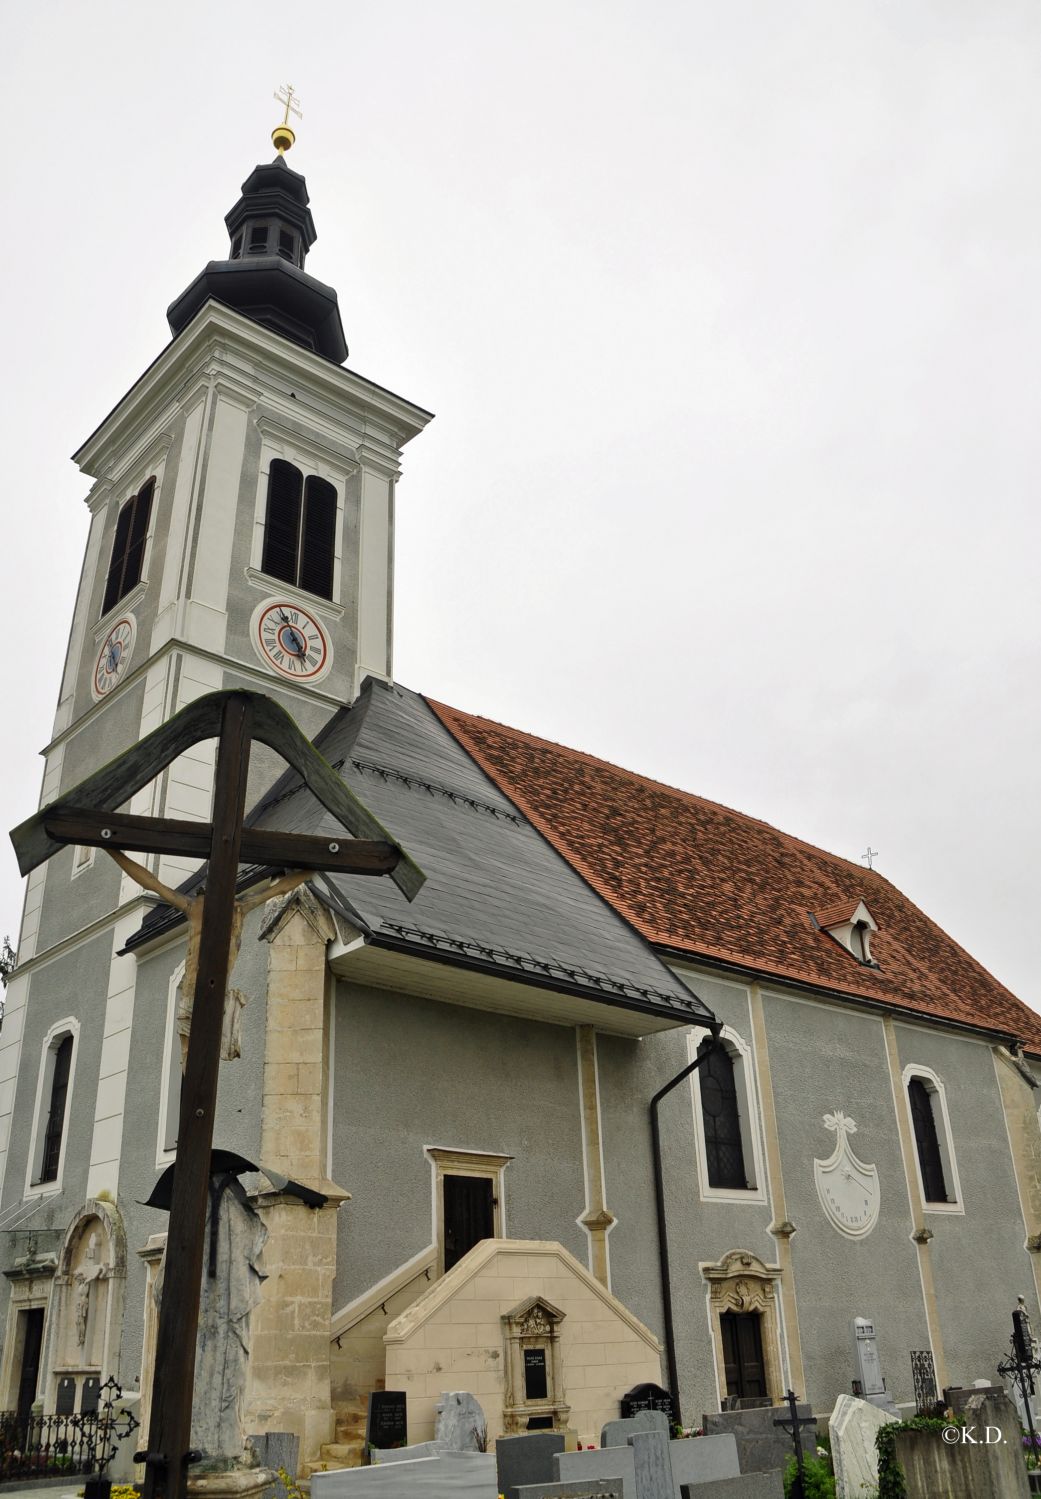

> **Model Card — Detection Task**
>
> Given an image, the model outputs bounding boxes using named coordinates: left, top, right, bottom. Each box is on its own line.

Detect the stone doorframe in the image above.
left=701, top=1249, right=786, bottom=1407
left=0, top=1243, right=58, bottom=1411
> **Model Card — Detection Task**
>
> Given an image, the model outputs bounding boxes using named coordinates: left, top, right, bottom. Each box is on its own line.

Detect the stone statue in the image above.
left=153, top=1175, right=268, bottom=1461
left=73, top=1230, right=104, bottom=1350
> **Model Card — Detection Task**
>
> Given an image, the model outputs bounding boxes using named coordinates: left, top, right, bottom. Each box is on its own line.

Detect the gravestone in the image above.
left=372, top=1440, right=443, bottom=1464
left=621, top=1383, right=675, bottom=1425
left=828, top=1394, right=896, bottom=1499
left=680, top=1478, right=783, bottom=1498
left=702, top=1403, right=815, bottom=1475
left=556, top=1444, right=636, bottom=1494
left=366, top=1389, right=407, bottom=1450
left=629, top=1429, right=673, bottom=1499
left=851, top=1316, right=898, bottom=1414
left=559, top=1434, right=739, bottom=1498
left=601, top=1408, right=670, bottom=1448
left=497, top=1431, right=566, bottom=1498
left=435, top=1390, right=487, bottom=1452
left=250, top=1430, right=300, bottom=1499
left=311, top=1450, right=498, bottom=1498
left=55, top=1376, right=76, bottom=1415
left=515, top=1485, right=624, bottom=1499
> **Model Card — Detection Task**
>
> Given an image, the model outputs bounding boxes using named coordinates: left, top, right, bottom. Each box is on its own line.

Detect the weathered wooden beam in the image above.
left=141, top=697, right=252, bottom=1499
left=11, top=689, right=424, bottom=900
left=43, top=808, right=400, bottom=876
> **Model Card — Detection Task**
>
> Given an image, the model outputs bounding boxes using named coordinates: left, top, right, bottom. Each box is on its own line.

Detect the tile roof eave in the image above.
left=651, top=938, right=1029, bottom=1049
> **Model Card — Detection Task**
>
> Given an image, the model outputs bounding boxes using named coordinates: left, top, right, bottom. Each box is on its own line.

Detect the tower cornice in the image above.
left=73, top=301, right=433, bottom=480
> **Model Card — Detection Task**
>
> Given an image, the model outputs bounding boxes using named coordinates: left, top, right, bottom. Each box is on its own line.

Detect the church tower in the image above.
left=0, top=128, right=431, bottom=1202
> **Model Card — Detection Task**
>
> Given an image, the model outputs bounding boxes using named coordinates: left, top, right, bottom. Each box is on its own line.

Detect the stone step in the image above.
left=320, top=1443, right=363, bottom=1461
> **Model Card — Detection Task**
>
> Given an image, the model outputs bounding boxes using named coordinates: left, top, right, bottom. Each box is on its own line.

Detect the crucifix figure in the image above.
left=107, top=849, right=309, bottom=1066
left=11, top=689, right=424, bottom=1499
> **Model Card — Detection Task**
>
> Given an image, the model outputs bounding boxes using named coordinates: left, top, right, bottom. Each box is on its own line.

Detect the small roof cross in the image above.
left=861, top=846, right=878, bottom=870
left=274, top=83, right=302, bottom=126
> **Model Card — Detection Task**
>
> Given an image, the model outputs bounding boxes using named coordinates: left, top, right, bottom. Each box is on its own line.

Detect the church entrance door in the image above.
left=15, top=1308, right=44, bottom=1422
left=721, top=1310, right=767, bottom=1400
left=443, top=1175, right=494, bottom=1271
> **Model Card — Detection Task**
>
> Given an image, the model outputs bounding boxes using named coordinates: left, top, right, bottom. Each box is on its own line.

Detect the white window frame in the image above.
left=24, top=1018, right=80, bottom=1197
left=156, top=964, right=185, bottom=1167
left=902, top=1063, right=963, bottom=1214
left=248, top=428, right=351, bottom=612
left=94, top=467, right=162, bottom=631
left=71, top=844, right=95, bottom=880
left=426, top=1146, right=512, bottom=1277
left=688, top=1025, right=767, bottom=1204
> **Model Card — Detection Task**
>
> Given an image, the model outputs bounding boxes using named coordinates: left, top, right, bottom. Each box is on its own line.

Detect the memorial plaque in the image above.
left=55, top=1376, right=76, bottom=1415
left=525, top=1348, right=549, bottom=1400
left=81, top=1376, right=101, bottom=1414
left=365, top=1390, right=407, bottom=1451
left=619, top=1381, right=675, bottom=1424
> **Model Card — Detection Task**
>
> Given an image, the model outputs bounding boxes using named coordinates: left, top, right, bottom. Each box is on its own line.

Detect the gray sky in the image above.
left=3, top=0, right=1039, bottom=1010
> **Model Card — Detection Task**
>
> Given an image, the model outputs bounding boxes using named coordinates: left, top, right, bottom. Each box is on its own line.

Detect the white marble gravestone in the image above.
left=829, top=1394, right=897, bottom=1499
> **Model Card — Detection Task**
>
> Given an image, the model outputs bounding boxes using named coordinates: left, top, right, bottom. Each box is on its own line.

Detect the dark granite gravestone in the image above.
left=81, top=1376, right=100, bottom=1413
left=365, top=1389, right=407, bottom=1451
left=497, top=1430, right=566, bottom=1499
left=621, top=1382, right=675, bottom=1425
left=703, top=1403, right=815, bottom=1475
left=525, top=1348, right=550, bottom=1400
left=55, top=1377, right=76, bottom=1415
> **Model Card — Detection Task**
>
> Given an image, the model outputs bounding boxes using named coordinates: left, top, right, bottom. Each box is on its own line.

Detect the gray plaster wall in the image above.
left=0, top=931, right=115, bottom=1327
left=892, top=1019, right=1037, bottom=1380
left=331, top=982, right=587, bottom=1307
left=760, top=988, right=932, bottom=1409
left=598, top=974, right=780, bottom=1426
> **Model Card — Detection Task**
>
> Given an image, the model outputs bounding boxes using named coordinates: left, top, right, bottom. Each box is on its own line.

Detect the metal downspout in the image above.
left=651, top=1022, right=722, bottom=1423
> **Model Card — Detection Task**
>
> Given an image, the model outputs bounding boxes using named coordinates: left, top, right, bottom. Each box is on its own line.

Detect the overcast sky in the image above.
left=2, top=1, right=1039, bottom=1011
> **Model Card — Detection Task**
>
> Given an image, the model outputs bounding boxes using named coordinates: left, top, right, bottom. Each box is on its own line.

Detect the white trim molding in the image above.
left=24, top=1018, right=81, bottom=1198
left=902, top=1063, right=964, bottom=1214
left=688, top=1025, right=768, bottom=1204
left=156, top=962, right=185, bottom=1167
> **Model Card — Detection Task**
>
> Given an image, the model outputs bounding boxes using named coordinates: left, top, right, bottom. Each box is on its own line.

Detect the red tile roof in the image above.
left=427, top=698, right=1041, bottom=1052
left=814, top=899, right=871, bottom=930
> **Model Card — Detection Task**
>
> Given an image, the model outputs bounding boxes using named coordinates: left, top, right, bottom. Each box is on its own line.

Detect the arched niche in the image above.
left=48, top=1200, right=126, bottom=1410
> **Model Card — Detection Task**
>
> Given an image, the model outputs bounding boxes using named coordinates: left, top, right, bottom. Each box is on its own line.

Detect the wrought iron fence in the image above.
left=0, top=1378, right=138, bottom=1481
left=911, top=1348, right=938, bottom=1416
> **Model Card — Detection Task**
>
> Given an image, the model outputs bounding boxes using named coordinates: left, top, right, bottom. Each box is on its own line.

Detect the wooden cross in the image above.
left=11, top=690, right=424, bottom=1499
left=773, top=1389, right=817, bottom=1499
left=273, top=83, right=302, bottom=126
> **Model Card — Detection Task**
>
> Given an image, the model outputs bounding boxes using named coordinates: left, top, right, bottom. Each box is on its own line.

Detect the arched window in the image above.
left=27, top=1022, right=79, bottom=1191
left=261, top=460, right=337, bottom=600
left=101, top=478, right=154, bottom=616
left=698, top=1038, right=749, bottom=1190
left=908, top=1077, right=950, bottom=1204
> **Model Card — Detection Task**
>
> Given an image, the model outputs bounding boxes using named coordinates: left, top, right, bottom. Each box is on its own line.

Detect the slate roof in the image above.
left=135, top=681, right=713, bottom=1029
left=427, top=698, right=1041, bottom=1051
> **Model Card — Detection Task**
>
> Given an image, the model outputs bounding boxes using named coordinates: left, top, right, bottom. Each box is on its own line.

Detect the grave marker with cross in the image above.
left=10, top=690, right=425, bottom=1499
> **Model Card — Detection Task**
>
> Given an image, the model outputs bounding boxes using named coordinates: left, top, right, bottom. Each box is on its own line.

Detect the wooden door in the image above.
left=443, top=1174, right=494, bottom=1271
left=720, top=1310, right=767, bottom=1400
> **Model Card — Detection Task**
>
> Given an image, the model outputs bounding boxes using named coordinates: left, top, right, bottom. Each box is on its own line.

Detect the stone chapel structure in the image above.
left=1, top=134, right=1040, bottom=1467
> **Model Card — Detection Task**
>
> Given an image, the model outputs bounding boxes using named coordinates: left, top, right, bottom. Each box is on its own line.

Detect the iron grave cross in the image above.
left=10, top=690, right=424, bottom=1499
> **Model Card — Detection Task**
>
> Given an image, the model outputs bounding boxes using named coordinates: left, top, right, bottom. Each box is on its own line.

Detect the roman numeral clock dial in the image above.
left=251, top=599, right=332, bottom=683
left=91, top=615, right=137, bottom=700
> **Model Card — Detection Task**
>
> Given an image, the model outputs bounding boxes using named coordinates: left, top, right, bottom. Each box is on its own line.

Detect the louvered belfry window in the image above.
left=262, top=459, right=336, bottom=600
left=699, top=1038, right=749, bottom=1189
left=101, top=478, right=154, bottom=616
left=909, top=1077, right=950, bottom=1202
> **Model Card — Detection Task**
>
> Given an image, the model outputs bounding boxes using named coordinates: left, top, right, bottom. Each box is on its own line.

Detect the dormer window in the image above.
left=813, top=898, right=879, bottom=965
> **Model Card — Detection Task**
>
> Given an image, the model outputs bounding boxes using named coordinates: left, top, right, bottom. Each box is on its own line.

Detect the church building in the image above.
left=1, top=125, right=1040, bottom=1468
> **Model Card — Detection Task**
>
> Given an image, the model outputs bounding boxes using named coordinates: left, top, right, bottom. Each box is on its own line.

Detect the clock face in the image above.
left=252, top=600, right=331, bottom=682
left=92, top=615, right=137, bottom=700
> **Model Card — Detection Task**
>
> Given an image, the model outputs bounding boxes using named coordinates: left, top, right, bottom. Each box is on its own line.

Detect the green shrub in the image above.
left=783, top=1451, right=836, bottom=1499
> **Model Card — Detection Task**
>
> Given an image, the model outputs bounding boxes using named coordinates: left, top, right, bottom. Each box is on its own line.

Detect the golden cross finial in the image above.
left=272, top=84, right=302, bottom=155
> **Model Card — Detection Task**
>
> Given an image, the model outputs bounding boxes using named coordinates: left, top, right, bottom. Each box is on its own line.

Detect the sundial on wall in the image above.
left=813, top=1111, right=880, bottom=1238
